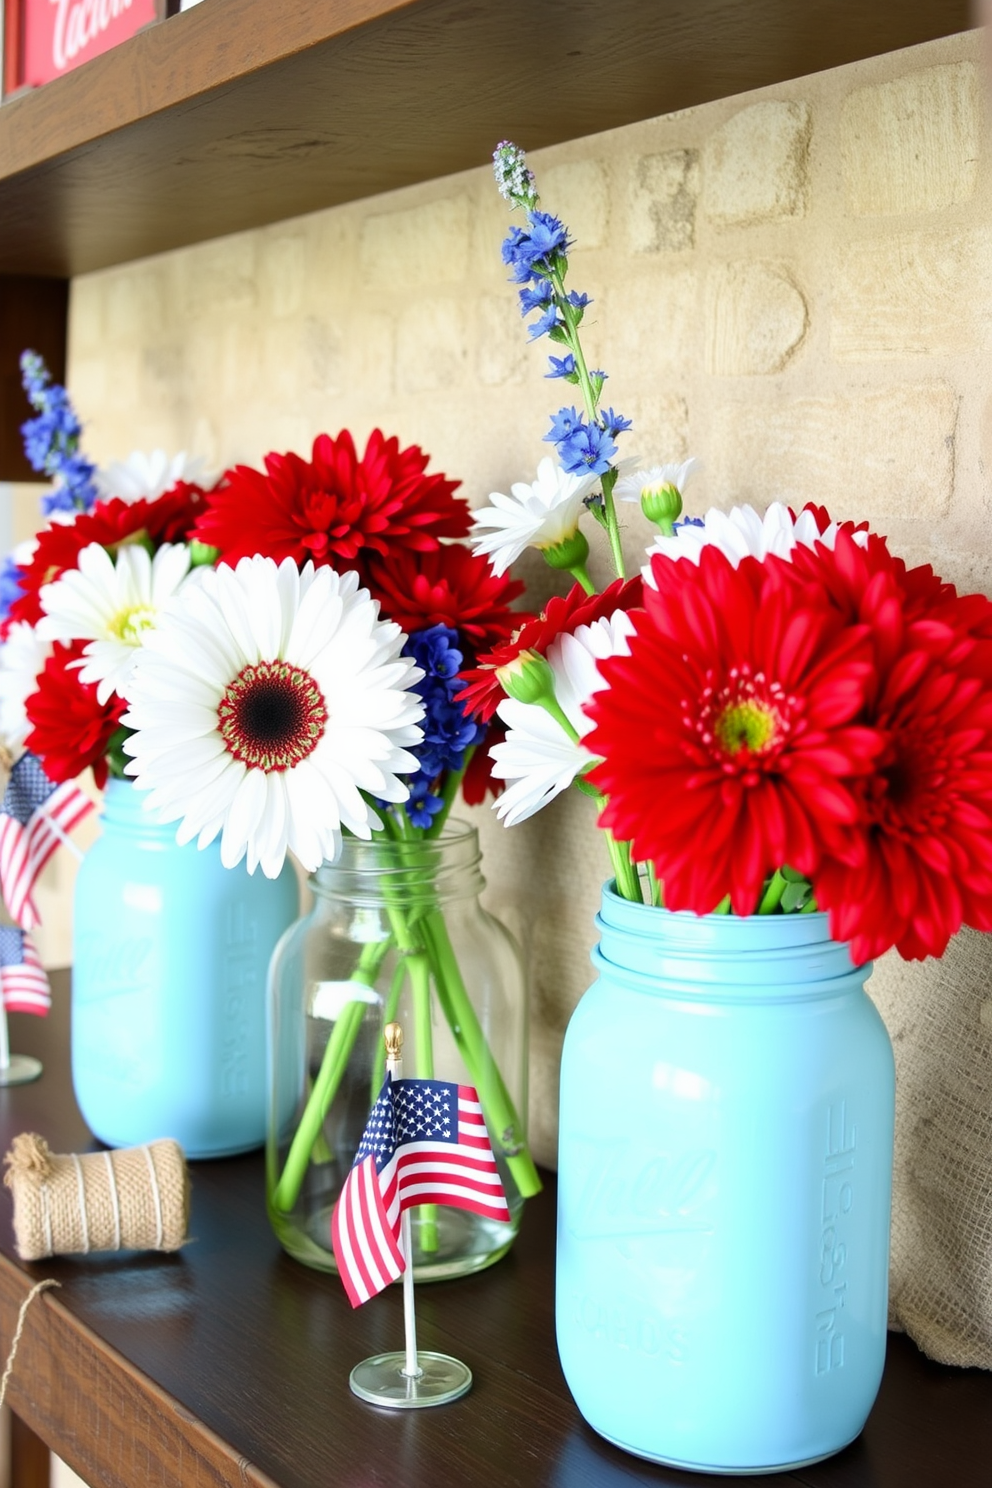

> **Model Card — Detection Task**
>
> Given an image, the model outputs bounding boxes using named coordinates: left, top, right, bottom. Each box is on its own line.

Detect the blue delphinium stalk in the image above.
left=20, top=351, right=98, bottom=515
left=493, top=140, right=631, bottom=578
left=400, top=625, right=486, bottom=832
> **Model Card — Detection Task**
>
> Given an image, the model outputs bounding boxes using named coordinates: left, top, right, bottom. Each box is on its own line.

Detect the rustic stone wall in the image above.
left=14, top=27, right=992, bottom=1168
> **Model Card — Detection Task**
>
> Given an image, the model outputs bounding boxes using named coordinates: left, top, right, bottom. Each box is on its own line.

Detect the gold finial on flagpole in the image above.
left=384, top=1023, right=403, bottom=1061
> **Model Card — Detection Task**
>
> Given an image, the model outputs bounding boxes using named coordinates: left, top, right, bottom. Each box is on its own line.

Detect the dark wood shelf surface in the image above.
left=0, top=971, right=989, bottom=1488
left=0, top=0, right=974, bottom=278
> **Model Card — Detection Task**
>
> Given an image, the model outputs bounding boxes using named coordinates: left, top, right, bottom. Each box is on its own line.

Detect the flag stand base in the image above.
left=0, top=1055, right=42, bottom=1087
left=349, top=1350, right=472, bottom=1408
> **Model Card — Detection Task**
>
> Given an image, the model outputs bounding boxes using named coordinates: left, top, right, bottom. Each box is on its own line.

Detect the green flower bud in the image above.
left=541, top=528, right=590, bottom=572
left=189, top=540, right=221, bottom=568
left=497, top=650, right=557, bottom=707
left=641, top=482, right=683, bottom=535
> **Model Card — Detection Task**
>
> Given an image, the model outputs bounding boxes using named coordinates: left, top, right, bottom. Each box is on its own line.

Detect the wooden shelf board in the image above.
left=0, top=0, right=974, bottom=278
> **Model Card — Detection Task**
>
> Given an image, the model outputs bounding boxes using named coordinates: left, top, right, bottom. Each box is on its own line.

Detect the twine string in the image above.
left=142, top=1145, right=164, bottom=1249
left=40, top=1182, right=52, bottom=1259
left=103, top=1151, right=121, bottom=1251
left=0, top=1279, right=60, bottom=1411
left=70, top=1155, right=89, bottom=1254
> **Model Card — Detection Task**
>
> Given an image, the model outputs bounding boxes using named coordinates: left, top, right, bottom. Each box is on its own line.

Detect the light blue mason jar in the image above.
left=556, top=886, right=895, bottom=1475
left=72, top=778, right=299, bottom=1158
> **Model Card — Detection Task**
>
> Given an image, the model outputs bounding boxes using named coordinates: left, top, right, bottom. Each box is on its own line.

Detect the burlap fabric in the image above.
left=867, top=929, right=992, bottom=1368
left=3, top=1133, right=189, bottom=1260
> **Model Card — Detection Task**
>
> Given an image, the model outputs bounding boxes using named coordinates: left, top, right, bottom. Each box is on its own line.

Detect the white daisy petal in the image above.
left=469, top=456, right=599, bottom=576
left=123, top=553, right=425, bottom=878
left=0, top=622, right=52, bottom=751
left=95, top=450, right=207, bottom=504
left=641, top=500, right=869, bottom=586
left=616, top=458, right=700, bottom=504
left=489, top=608, right=634, bottom=826
left=37, top=541, right=192, bottom=703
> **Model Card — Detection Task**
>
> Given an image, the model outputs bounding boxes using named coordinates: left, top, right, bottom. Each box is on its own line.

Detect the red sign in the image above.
left=5, top=0, right=159, bottom=90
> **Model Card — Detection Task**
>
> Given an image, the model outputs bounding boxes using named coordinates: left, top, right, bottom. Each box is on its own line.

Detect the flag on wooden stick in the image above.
left=332, top=1074, right=510, bottom=1308
left=0, top=927, right=51, bottom=1015
left=0, top=752, right=92, bottom=930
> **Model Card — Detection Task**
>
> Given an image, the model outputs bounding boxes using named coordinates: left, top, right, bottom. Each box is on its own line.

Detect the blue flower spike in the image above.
left=19, top=350, right=98, bottom=515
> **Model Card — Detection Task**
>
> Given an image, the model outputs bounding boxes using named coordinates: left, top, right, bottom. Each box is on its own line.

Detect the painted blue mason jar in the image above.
left=556, top=887, right=895, bottom=1475
left=72, top=778, right=298, bottom=1158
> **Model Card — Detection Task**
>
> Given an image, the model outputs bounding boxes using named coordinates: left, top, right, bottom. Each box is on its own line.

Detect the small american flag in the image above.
left=331, top=1074, right=511, bottom=1308
left=0, top=753, right=93, bottom=930
left=0, top=926, right=51, bottom=1015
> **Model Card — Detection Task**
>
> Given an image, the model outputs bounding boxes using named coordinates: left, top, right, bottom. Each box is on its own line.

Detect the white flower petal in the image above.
left=124, top=553, right=424, bottom=877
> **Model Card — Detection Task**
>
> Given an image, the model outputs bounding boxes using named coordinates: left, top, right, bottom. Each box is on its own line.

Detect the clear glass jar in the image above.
left=265, top=821, right=539, bottom=1279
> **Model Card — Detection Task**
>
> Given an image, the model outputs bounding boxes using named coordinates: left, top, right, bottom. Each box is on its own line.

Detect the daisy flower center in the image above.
left=692, top=666, right=795, bottom=769
left=108, top=604, right=157, bottom=645
left=218, top=661, right=328, bottom=772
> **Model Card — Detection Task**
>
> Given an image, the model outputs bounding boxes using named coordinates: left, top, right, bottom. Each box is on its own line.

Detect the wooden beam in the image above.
left=0, top=275, right=68, bottom=482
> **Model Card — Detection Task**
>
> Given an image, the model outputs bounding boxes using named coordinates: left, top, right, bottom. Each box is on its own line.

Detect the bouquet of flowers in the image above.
left=2, top=351, right=543, bottom=1239
left=1, top=354, right=214, bottom=790
left=463, top=142, right=992, bottom=966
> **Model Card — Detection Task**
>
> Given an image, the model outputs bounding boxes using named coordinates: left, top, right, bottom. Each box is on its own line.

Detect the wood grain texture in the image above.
left=0, top=275, right=68, bottom=480
left=8, top=1412, right=51, bottom=1488
left=0, top=0, right=973, bottom=276
left=0, top=972, right=989, bottom=1488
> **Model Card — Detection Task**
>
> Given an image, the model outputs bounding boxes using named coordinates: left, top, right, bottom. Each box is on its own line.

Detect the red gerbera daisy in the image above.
left=9, top=489, right=208, bottom=627
left=24, top=642, right=127, bottom=790
left=785, top=534, right=992, bottom=961
left=458, top=576, right=643, bottom=723
left=585, top=547, right=882, bottom=916
left=364, top=545, right=527, bottom=654
left=192, top=431, right=469, bottom=571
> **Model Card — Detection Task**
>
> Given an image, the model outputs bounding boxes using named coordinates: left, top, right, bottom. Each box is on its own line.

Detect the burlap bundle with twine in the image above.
left=3, top=1134, right=189, bottom=1260
left=867, top=928, right=992, bottom=1368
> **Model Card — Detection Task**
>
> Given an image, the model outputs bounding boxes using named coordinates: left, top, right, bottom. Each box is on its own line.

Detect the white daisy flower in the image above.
left=96, top=450, right=207, bottom=504
left=642, top=501, right=867, bottom=585
left=469, top=457, right=600, bottom=576
left=615, top=458, right=700, bottom=504
left=490, top=610, right=635, bottom=827
left=37, top=541, right=193, bottom=705
left=0, top=622, right=52, bottom=751
left=121, top=556, right=425, bottom=879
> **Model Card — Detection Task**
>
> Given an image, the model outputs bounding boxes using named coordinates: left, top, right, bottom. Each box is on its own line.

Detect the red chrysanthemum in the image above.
left=784, top=533, right=992, bottom=961
left=9, top=488, right=208, bottom=627
left=458, top=576, right=644, bottom=723
left=585, top=547, right=882, bottom=916
left=24, top=642, right=126, bottom=790
left=192, top=431, right=470, bottom=571
left=364, top=545, right=528, bottom=654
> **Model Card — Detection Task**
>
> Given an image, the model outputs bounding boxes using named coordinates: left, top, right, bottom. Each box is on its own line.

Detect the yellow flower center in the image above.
left=108, top=605, right=157, bottom=645
left=714, top=698, right=778, bottom=756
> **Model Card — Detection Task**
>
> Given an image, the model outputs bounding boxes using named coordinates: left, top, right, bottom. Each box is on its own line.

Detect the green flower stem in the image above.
left=646, top=861, right=663, bottom=908
left=599, top=467, right=626, bottom=582
left=425, top=757, right=471, bottom=840
left=271, top=951, right=382, bottom=1214
left=371, top=957, right=409, bottom=1098
left=420, top=909, right=542, bottom=1200
left=758, top=869, right=787, bottom=915
left=800, top=895, right=819, bottom=913
left=408, top=940, right=439, bottom=1251
left=549, top=266, right=626, bottom=582
left=713, top=895, right=732, bottom=915
left=551, top=267, right=599, bottom=425
left=569, top=561, right=596, bottom=595
left=605, top=829, right=642, bottom=903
